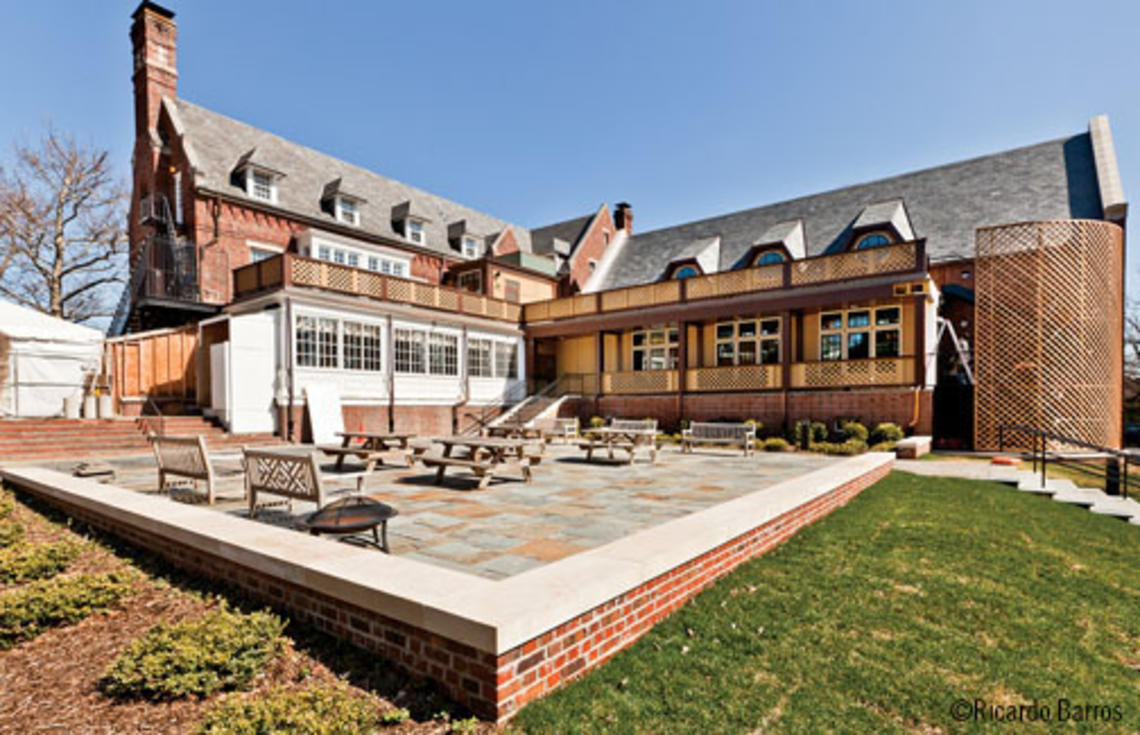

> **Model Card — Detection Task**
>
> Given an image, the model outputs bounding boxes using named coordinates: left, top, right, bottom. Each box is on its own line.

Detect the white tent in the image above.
left=0, top=299, right=104, bottom=417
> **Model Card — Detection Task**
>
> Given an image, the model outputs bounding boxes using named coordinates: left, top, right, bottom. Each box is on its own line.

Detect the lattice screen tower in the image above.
left=974, top=220, right=1123, bottom=450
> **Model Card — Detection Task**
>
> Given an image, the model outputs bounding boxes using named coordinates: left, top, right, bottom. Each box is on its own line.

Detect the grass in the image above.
left=512, top=471, right=1140, bottom=733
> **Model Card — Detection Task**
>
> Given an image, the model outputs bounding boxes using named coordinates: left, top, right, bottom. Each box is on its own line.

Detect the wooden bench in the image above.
left=243, top=448, right=331, bottom=518
left=537, top=417, right=580, bottom=444
left=421, top=454, right=533, bottom=490
left=152, top=434, right=221, bottom=504
left=681, top=422, right=756, bottom=456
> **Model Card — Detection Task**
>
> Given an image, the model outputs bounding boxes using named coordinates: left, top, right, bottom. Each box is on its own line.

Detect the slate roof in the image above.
left=172, top=99, right=535, bottom=256
left=600, top=132, right=1105, bottom=290
left=529, top=213, right=595, bottom=255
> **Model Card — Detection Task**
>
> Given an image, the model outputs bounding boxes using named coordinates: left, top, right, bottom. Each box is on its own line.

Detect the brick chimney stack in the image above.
left=131, top=2, right=177, bottom=145
left=615, top=202, right=633, bottom=235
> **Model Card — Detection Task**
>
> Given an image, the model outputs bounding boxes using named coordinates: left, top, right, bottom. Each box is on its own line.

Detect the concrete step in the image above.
left=1088, top=497, right=1140, bottom=521
left=1052, top=488, right=1112, bottom=507
left=1016, top=476, right=1066, bottom=495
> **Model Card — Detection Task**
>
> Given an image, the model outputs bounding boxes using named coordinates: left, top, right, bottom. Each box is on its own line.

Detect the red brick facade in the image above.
left=562, top=388, right=934, bottom=436
left=567, top=206, right=617, bottom=293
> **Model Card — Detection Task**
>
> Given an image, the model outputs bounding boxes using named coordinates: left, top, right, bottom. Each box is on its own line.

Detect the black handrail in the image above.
left=998, top=424, right=1130, bottom=500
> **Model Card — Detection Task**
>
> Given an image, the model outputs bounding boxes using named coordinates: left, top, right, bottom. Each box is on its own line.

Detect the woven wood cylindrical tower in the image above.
left=974, top=220, right=1124, bottom=451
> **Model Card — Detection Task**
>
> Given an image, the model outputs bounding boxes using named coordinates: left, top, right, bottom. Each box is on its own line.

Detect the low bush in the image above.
left=763, top=437, right=792, bottom=452
left=840, top=421, right=869, bottom=443
left=870, top=441, right=898, bottom=452
left=793, top=421, right=828, bottom=445
left=588, top=416, right=605, bottom=429
left=0, top=572, right=134, bottom=649
left=745, top=419, right=763, bottom=434
left=0, top=540, right=83, bottom=583
left=871, top=422, right=905, bottom=445
left=198, top=684, right=381, bottom=734
left=0, top=520, right=24, bottom=549
left=810, top=439, right=868, bottom=456
left=100, top=606, right=285, bottom=700
left=0, top=492, right=14, bottom=519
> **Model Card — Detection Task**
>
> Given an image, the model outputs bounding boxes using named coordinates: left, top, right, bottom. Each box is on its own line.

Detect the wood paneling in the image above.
left=108, top=325, right=198, bottom=410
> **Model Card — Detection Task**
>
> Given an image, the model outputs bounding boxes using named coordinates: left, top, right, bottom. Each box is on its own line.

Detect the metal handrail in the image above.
left=998, top=424, right=1130, bottom=499
left=140, top=396, right=167, bottom=439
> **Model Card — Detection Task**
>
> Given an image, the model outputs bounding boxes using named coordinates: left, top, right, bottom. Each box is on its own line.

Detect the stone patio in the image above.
left=41, top=443, right=838, bottom=580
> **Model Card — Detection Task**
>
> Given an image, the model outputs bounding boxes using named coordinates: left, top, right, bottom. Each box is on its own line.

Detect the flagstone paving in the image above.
left=41, top=444, right=837, bottom=580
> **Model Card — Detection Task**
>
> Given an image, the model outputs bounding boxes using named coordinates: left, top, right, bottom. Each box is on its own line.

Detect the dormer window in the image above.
left=335, top=197, right=360, bottom=227
left=462, top=236, right=482, bottom=259
left=754, top=249, right=786, bottom=266
left=247, top=170, right=276, bottom=203
left=406, top=219, right=426, bottom=246
left=854, top=232, right=892, bottom=250
left=672, top=265, right=700, bottom=280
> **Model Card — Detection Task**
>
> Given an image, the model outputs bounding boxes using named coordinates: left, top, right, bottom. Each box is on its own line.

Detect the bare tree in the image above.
left=1125, top=298, right=1140, bottom=423
left=0, top=130, right=127, bottom=324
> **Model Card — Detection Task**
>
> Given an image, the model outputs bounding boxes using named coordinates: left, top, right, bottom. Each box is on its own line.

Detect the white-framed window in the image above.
left=715, top=317, right=780, bottom=366
left=631, top=327, right=678, bottom=371
left=820, top=306, right=901, bottom=361
left=457, top=271, right=482, bottom=293
left=494, top=342, right=518, bottom=379
left=249, top=247, right=277, bottom=263
left=296, top=316, right=338, bottom=368
left=468, top=338, right=493, bottom=378
left=311, top=241, right=408, bottom=277
left=406, top=219, right=425, bottom=246
left=246, top=169, right=277, bottom=203
left=343, top=321, right=383, bottom=372
left=394, top=328, right=425, bottom=374
left=462, top=236, right=482, bottom=259
left=428, top=333, right=458, bottom=376
left=346, top=252, right=359, bottom=268
left=332, top=250, right=346, bottom=265
left=335, top=197, right=360, bottom=226
left=172, top=172, right=183, bottom=225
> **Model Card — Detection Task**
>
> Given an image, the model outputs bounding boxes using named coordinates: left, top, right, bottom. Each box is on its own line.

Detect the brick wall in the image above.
left=6, top=458, right=887, bottom=721
left=567, top=207, right=616, bottom=292
left=562, top=389, right=933, bottom=436
left=280, top=403, right=455, bottom=442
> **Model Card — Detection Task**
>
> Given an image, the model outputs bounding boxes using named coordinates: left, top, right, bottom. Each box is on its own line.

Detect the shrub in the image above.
left=100, top=606, right=285, bottom=700
left=810, top=439, right=868, bottom=456
left=0, top=492, right=14, bottom=519
left=745, top=419, right=763, bottom=434
left=870, top=441, right=898, bottom=452
left=589, top=416, right=605, bottom=429
left=763, top=437, right=792, bottom=452
left=379, top=707, right=410, bottom=725
left=0, top=572, right=133, bottom=649
left=840, top=421, right=869, bottom=443
left=0, top=540, right=83, bottom=583
left=871, top=422, right=905, bottom=445
left=198, top=685, right=381, bottom=734
left=0, top=520, right=24, bottom=549
left=793, top=421, right=828, bottom=445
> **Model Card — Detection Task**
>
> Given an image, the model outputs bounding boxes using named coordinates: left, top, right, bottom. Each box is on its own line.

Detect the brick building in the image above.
left=115, top=2, right=1126, bottom=450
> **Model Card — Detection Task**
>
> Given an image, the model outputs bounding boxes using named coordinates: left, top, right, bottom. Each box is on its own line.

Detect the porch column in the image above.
left=677, top=321, right=688, bottom=420
left=914, top=295, right=927, bottom=387
left=781, top=311, right=793, bottom=434
left=596, top=331, right=605, bottom=395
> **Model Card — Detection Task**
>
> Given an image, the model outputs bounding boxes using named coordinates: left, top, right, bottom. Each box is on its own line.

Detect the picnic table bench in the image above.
left=421, top=436, right=538, bottom=489
left=681, top=422, right=756, bottom=456
left=335, top=431, right=416, bottom=467
left=580, top=419, right=659, bottom=464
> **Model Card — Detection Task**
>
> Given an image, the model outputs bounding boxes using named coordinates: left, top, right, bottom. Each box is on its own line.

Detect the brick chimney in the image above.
left=131, top=3, right=177, bottom=143
left=615, top=202, right=633, bottom=235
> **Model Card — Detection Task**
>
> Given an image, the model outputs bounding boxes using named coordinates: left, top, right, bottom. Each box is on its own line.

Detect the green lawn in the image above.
left=512, top=471, right=1140, bottom=733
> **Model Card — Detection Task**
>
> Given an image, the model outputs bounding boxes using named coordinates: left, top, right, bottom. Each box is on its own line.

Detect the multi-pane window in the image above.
left=312, top=242, right=407, bottom=277
left=494, top=342, right=518, bottom=379
left=406, top=220, right=425, bottom=245
left=394, top=328, right=425, bottom=374
left=462, top=236, right=481, bottom=259
left=468, top=338, right=493, bottom=378
left=715, top=317, right=780, bottom=366
left=249, top=170, right=274, bottom=202
left=336, top=197, right=360, bottom=226
left=343, top=321, right=383, bottom=372
left=631, top=327, right=679, bottom=371
left=428, top=333, right=458, bottom=376
left=457, top=271, right=482, bottom=292
left=296, top=316, right=338, bottom=368
left=820, top=306, right=901, bottom=361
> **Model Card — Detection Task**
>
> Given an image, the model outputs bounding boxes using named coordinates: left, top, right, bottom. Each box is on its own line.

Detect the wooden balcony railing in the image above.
left=601, top=370, right=679, bottom=395
left=232, top=254, right=522, bottom=323
left=524, top=240, right=925, bottom=323
left=685, top=364, right=781, bottom=392
left=789, top=357, right=914, bottom=388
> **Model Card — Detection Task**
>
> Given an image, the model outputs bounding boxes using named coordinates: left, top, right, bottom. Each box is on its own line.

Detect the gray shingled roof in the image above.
left=529, top=213, right=595, bottom=255
left=601, top=133, right=1104, bottom=290
left=172, top=99, right=534, bottom=256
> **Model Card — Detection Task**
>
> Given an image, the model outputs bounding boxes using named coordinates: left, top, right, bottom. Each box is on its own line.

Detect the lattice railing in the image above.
left=790, top=242, right=917, bottom=285
left=685, top=364, right=781, bottom=392
left=602, top=370, right=679, bottom=394
left=789, top=358, right=913, bottom=388
left=525, top=241, right=922, bottom=322
left=233, top=254, right=518, bottom=322
left=974, top=220, right=1123, bottom=450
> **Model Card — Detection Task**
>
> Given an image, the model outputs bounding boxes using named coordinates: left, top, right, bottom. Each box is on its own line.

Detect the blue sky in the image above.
left=0, top=0, right=1136, bottom=288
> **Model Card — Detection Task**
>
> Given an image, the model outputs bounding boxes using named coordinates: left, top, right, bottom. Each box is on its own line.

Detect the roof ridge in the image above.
left=630, top=132, right=1081, bottom=240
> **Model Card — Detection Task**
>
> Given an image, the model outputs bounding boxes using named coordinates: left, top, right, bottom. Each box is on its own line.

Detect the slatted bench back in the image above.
left=611, top=419, right=658, bottom=433
left=152, top=435, right=212, bottom=481
left=243, top=448, right=326, bottom=510
left=689, top=422, right=755, bottom=441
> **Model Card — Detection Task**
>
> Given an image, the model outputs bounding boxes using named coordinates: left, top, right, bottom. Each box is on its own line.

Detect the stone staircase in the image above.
left=0, top=415, right=280, bottom=463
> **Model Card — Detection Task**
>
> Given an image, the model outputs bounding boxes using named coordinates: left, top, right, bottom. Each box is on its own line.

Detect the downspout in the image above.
left=284, top=296, right=295, bottom=442
left=386, top=315, right=395, bottom=433
left=907, top=387, right=921, bottom=431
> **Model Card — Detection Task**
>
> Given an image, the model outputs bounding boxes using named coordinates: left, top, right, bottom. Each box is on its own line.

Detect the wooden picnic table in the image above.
left=580, top=426, right=659, bottom=464
left=334, top=431, right=416, bottom=468
left=421, top=435, right=540, bottom=489
left=485, top=424, right=544, bottom=441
